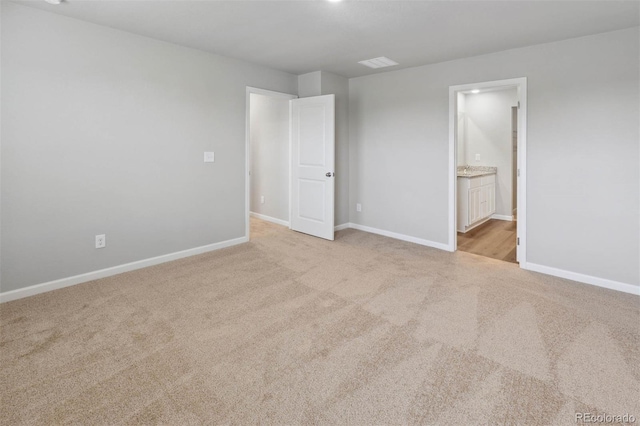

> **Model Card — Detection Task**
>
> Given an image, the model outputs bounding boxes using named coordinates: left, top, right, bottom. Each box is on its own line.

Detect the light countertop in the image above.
left=456, top=165, right=497, bottom=178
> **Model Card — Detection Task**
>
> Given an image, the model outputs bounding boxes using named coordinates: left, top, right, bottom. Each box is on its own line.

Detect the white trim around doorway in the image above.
left=447, top=77, right=528, bottom=266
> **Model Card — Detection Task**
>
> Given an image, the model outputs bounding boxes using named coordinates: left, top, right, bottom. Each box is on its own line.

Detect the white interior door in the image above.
left=290, top=95, right=335, bottom=240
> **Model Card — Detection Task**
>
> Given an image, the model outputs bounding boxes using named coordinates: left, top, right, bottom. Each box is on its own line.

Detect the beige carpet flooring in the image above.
left=1, top=218, right=639, bottom=425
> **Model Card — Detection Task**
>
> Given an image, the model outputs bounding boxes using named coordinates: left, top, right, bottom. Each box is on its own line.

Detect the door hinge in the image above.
left=517, top=237, right=520, bottom=245
left=517, top=101, right=520, bottom=109
left=517, top=168, right=520, bottom=177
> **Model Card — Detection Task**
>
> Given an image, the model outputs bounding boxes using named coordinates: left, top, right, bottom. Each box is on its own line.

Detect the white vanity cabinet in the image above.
left=457, top=174, right=496, bottom=233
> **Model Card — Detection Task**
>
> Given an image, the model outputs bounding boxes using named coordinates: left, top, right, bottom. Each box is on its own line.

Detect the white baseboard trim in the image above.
left=334, top=223, right=350, bottom=231
left=460, top=217, right=491, bottom=234
left=491, top=214, right=514, bottom=221
left=348, top=223, right=450, bottom=251
left=523, top=262, right=640, bottom=296
left=0, top=236, right=249, bottom=304
left=250, top=212, right=289, bottom=227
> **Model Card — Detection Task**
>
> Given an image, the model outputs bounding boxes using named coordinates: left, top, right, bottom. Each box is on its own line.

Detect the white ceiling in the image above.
left=14, top=0, right=640, bottom=78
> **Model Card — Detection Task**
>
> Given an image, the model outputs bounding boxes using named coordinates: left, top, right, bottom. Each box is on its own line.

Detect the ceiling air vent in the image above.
left=358, top=57, right=398, bottom=69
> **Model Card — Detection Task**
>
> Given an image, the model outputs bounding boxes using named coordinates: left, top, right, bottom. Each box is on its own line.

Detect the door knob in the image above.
left=326, top=172, right=334, bottom=177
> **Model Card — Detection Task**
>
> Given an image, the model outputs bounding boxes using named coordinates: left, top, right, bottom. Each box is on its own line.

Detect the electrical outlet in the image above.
left=95, top=234, right=106, bottom=249
left=356, top=203, right=362, bottom=212
left=475, top=153, right=481, bottom=162
left=260, top=195, right=265, bottom=204
left=204, top=152, right=215, bottom=163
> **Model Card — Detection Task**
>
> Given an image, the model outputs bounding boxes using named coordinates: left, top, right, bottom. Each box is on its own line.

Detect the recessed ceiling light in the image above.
left=358, top=57, right=399, bottom=69
left=471, top=89, right=480, bottom=94
left=44, top=0, right=62, bottom=4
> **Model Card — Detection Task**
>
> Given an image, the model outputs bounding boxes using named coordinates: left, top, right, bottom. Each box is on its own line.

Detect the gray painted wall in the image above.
left=463, top=88, right=518, bottom=217
left=297, top=71, right=322, bottom=98
left=1, top=3, right=297, bottom=292
left=349, top=27, right=639, bottom=286
left=2, top=2, right=637, bottom=293
left=249, top=93, right=291, bottom=222
left=321, top=71, right=350, bottom=226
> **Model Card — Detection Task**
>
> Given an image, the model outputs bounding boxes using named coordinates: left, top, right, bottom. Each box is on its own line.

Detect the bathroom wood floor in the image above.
left=457, top=219, right=517, bottom=263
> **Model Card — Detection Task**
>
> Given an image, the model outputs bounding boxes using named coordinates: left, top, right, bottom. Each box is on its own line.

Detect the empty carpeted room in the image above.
left=1, top=0, right=639, bottom=424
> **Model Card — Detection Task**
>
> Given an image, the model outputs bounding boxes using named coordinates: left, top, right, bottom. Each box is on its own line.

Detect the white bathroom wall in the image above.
left=464, top=88, right=518, bottom=217
left=249, top=93, right=291, bottom=223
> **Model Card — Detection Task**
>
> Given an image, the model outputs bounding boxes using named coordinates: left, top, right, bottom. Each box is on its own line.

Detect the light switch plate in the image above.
left=204, top=152, right=215, bottom=163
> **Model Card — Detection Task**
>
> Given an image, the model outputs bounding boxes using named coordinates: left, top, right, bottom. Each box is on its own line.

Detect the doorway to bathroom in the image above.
left=448, top=78, right=527, bottom=266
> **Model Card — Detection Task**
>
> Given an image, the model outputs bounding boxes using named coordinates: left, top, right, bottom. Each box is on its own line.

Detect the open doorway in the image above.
left=448, top=77, right=528, bottom=265
left=245, top=87, right=297, bottom=239
left=245, top=88, right=336, bottom=242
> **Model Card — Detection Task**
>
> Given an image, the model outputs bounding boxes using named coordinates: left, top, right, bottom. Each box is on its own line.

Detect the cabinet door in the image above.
left=486, top=183, right=496, bottom=215
left=468, top=187, right=482, bottom=224
left=479, top=186, right=488, bottom=219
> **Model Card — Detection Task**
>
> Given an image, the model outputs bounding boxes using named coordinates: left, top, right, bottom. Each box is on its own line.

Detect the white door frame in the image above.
left=447, top=77, right=528, bottom=266
left=245, top=87, right=297, bottom=238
